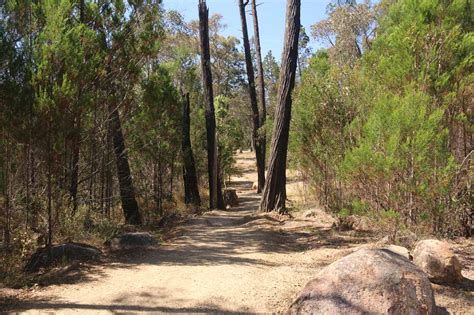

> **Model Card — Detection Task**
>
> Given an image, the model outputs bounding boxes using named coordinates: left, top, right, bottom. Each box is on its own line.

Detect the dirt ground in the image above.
left=1, top=151, right=473, bottom=314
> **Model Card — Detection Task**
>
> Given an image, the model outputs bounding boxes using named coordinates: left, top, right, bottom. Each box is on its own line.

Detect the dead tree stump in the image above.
left=224, top=189, right=239, bottom=208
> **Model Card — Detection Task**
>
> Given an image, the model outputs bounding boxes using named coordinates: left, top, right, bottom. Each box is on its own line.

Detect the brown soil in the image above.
left=1, top=151, right=472, bottom=314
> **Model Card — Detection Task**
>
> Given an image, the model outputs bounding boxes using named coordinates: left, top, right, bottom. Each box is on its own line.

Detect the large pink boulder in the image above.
left=412, top=239, right=463, bottom=284
left=289, top=248, right=437, bottom=314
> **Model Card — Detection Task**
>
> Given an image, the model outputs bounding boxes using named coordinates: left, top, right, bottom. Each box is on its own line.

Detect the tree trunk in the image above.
left=108, top=103, right=142, bottom=225
left=105, top=116, right=113, bottom=217
left=158, top=157, right=163, bottom=215
left=79, top=0, right=85, bottom=22
left=198, top=0, right=224, bottom=210
left=251, top=0, right=267, bottom=193
left=3, top=137, right=11, bottom=246
left=217, top=170, right=225, bottom=209
left=100, top=145, right=105, bottom=215
left=25, top=143, right=30, bottom=228
left=239, top=0, right=265, bottom=193
left=169, top=159, right=174, bottom=200
left=47, top=122, right=53, bottom=251
left=260, top=0, right=300, bottom=213
left=153, top=161, right=160, bottom=213
left=182, top=93, right=201, bottom=209
left=69, top=0, right=86, bottom=214
left=30, top=148, right=38, bottom=229
left=69, top=115, right=80, bottom=214
left=88, top=111, right=97, bottom=213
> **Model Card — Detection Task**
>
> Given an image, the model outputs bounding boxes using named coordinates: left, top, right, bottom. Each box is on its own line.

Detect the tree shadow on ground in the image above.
left=7, top=291, right=245, bottom=314
left=29, top=262, right=109, bottom=287
left=231, top=166, right=259, bottom=175
left=13, top=175, right=371, bottom=291
left=2, top=283, right=245, bottom=313
left=226, top=180, right=254, bottom=190
left=14, top=302, right=239, bottom=314
left=107, top=212, right=373, bottom=269
left=29, top=186, right=371, bottom=286
left=230, top=194, right=260, bottom=211
left=15, top=192, right=372, bottom=290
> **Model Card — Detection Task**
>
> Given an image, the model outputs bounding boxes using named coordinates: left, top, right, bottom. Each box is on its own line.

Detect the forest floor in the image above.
left=2, top=151, right=473, bottom=313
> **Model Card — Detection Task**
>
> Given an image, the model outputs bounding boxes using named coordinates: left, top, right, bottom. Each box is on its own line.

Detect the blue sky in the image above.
left=162, top=0, right=331, bottom=61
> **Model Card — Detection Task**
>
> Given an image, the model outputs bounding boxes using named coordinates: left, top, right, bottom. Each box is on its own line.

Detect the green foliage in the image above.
left=291, top=0, right=473, bottom=236
left=350, top=199, right=369, bottom=215
left=291, top=49, right=354, bottom=209
left=263, top=50, right=280, bottom=118
left=338, top=208, right=350, bottom=217
left=129, top=67, right=181, bottom=161
left=215, top=95, right=245, bottom=181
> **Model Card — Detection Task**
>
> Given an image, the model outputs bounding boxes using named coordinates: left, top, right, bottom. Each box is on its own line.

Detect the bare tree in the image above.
left=260, top=0, right=300, bottom=213
left=238, top=0, right=266, bottom=193
left=47, top=121, right=53, bottom=250
left=198, top=0, right=224, bottom=209
left=69, top=0, right=86, bottom=214
left=109, top=103, right=142, bottom=225
left=2, top=135, right=11, bottom=246
left=251, top=0, right=267, bottom=191
left=182, top=93, right=201, bottom=209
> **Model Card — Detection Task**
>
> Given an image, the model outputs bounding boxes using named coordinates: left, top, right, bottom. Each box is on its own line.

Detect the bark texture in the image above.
left=182, top=93, right=201, bottom=209
left=69, top=116, right=80, bottom=214
left=198, top=0, right=224, bottom=209
left=109, top=103, right=142, bottom=225
left=47, top=123, right=53, bottom=249
left=69, top=0, right=85, bottom=214
left=3, top=139, right=11, bottom=246
left=239, top=0, right=265, bottom=194
left=251, top=0, right=267, bottom=193
left=260, top=0, right=300, bottom=213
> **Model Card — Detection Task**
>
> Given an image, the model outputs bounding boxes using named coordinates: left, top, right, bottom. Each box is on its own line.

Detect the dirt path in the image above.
left=4, top=151, right=473, bottom=313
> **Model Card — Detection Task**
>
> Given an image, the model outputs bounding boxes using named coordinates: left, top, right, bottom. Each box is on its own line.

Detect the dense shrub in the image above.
left=291, top=0, right=473, bottom=236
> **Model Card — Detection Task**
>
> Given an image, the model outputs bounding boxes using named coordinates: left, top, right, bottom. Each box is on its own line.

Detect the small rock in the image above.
left=25, top=243, right=102, bottom=272
left=224, top=189, right=239, bottom=207
left=412, top=239, right=463, bottom=284
left=106, top=232, right=157, bottom=251
left=252, top=182, right=258, bottom=190
left=289, top=248, right=437, bottom=314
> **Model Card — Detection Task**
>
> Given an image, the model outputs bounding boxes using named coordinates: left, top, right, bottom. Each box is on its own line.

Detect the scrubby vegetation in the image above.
left=291, top=0, right=472, bottom=237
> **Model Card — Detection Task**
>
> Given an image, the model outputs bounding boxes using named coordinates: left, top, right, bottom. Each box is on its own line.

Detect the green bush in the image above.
left=291, top=0, right=472, bottom=236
